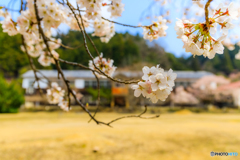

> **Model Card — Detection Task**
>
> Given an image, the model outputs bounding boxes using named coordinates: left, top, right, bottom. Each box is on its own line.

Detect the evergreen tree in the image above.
left=222, top=48, right=234, bottom=74
left=190, top=57, right=201, bottom=71
left=0, top=76, right=24, bottom=113
left=0, top=25, right=29, bottom=77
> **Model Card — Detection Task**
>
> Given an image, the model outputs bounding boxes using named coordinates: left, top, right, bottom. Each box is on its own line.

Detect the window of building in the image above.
left=26, top=80, right=35, bottom=94
left=85, top=80, right=92, bottom=88
left=85, top=80, right=111, bottom=88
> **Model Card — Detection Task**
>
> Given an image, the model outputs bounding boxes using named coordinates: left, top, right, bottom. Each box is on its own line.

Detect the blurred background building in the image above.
left=23, top=70, right=237, bottom=108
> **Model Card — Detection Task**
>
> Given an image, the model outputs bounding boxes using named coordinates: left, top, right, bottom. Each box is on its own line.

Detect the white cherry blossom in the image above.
left=227, top=2, right=239, bottom=20
left=47, top=82, right=65, bottom=104
left=89, top=53, right=116, bottom=78
left=175, top=2, right=238, bottom=59
left=149, top=73, right=167, bottom=91
left=132, top=65, right=176, bottom=103
left=142, top=66, right=159, bottom=81
left=132, top=81, right=152, bottom=97
left=221, top=18, right=235, bottom=34
left=142, top=16, right=168, bottom=42
left=58, top=100, right=71, bottom=111
left=92, top=19, right=115, bottom=42
left=166, top=69, right=177, bottom=88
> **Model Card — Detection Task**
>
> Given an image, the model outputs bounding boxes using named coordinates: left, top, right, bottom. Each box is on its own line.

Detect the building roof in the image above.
left=171, top=86, right=199, bottom=105
left=173, top=71, right=213, bottom=79
left=214, top=81, right=240, bottom=98
left=192, top=75, right=230, bottom=89
left=22, top=70, right=214, bottom=79
left=216, top=81, right=240, bottom=91
left=22, top=70, right=96, bottom=79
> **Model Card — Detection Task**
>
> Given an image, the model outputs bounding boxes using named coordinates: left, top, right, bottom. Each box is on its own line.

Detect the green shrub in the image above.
left=0, top=77, right=24, bottom=113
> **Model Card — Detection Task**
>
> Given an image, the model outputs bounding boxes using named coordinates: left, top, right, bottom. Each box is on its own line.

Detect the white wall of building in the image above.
left=75, top=79, right=85, bottom=89
left=22, top=78, right=48, bottom=89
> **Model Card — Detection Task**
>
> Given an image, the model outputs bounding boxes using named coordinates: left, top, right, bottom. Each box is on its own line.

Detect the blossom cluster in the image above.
left=92, top=19, right=115, bottom=43
left=142, top=16, right=168, bottom=42
left=0, top=0, right=66, bottom=67
left=0, top=0, right=120, bottom=65
left=89, top=53, right=116, bottom=78
left=132, top=65, right=177, bottom=103
left=175, top=2, right=238, bottom=59
left=0, top=12, right=17, bottom=36
left=47, top=82, right=70, bottom=111
left=77, top=0, right=124, bottom=20
left=68, top=15, right=90, bottom=31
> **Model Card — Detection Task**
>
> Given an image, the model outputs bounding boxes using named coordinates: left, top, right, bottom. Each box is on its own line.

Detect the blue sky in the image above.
left=113, top=0, right=188, bottom=57
left=0, top=0, right=198, bottom=57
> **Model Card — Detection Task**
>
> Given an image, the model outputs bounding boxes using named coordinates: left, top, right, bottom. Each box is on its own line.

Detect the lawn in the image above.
left=0, top=111, right=239, bottom=160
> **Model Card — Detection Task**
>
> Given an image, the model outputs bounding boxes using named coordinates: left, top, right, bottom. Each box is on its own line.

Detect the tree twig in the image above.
left=106, top=105, right=160, bottom=126
left=102, top=17, right=148, bottom=28
left=67, top=1, right=140, bottom=84
left=205, top=0, right=213, bottom=30
left=88, top=71, right=101, bottom=123
left=30, top=0, right=160, bottom=127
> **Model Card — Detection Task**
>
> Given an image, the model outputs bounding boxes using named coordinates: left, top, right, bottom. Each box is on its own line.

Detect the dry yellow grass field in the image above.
left=0, top=111, right=240, bottom=160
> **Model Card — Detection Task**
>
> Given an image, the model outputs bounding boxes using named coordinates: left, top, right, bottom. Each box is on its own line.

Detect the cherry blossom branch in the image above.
left=33, top=0, right=104, bottom=124
left=101, top=17, right=147, bottom=28
left=33, top=0, right=73, bottom=109
left=22, top=37, right=41, bottom=89
left=106, top=105, right=160, bottom=126
left=20, top=0, right=23, bottom=12
left=28, top=0, right=160, bottom=127
left=205, top=0, right=213, bottom=30
left=32, top=0, right=128, bottom=126
left=0, top=0, right=164, bottom=126
left=75, top=4, right=101, bottom=57
left=67, top=1, right=140, bottom=84
left=59, top=58, right=139, bottom=84
left=48, top=39, right=84, bottom=50
left=56, top=0, right=65, bottom=5
left=58, top=58, right=92, bottom=70
left=1, top=0, right=237, bottom=127
left=88, top=71, right=101, bottom=123
left=21, top=35, right=50, bottom=96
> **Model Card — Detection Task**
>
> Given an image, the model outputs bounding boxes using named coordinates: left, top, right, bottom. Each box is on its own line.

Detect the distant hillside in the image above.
left=56, top=31, right=240, bottom=75
left=185, top=45, right=240, bottom=75
left=56, top=31, right=190, bottom=71
left=0, top=24, right=240, bottom=77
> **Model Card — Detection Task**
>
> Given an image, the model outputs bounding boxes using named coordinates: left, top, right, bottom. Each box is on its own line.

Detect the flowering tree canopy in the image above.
left=0, top=0, right=239, bottom=126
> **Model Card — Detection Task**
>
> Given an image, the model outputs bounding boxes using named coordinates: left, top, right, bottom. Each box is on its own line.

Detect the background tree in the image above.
left=0, top=76, right=24, bottom=113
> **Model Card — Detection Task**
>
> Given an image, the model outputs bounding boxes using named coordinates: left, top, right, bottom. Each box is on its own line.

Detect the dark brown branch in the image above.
left=21, top=35, right=50, bottom=96
left=56, top=0, right=65, bottom=5
left=106, top=106, right=160, bottom=126
left=48, top=39, right=84, bottom=50
left=68, top=1, right=140, bottom=85
left=58, top=58, right=91, bottom=70
left=76, top=4, right=100, bottom=57
left=33, top=0, right=105, bottom=125
left=20, top=0, right=23, bottom=13
left=59, top=58, right=139, bottom=84
left=102, top=17, right=147, bottom=28
left=31, top=0, right=159, bottom=127
left=205, top=0, right=213, bottom=30
left=88, top=71, right=101, bottom=123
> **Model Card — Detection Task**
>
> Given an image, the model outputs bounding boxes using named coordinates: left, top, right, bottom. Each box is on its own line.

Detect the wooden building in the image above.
left=22, top=70, right=214, bottom=107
